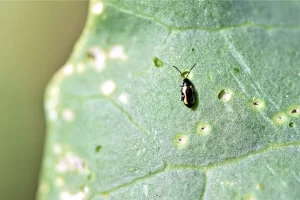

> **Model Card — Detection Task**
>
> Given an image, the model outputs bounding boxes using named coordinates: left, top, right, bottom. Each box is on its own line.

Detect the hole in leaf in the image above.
left=291, top=109, right=298, bottom=113
left=286, top=105, right=300, bottom=117
left=153, top=57, right=164, bottom=67
left=218, top=89, right=232, bottom=102
left=196, top=123, right=212, bottom=135
left=289, top=122, right=295, bottom=128
left=272, top=112, right=288, bottom=125
left=173, top=134, right=189, bottom=149
left=250, top=98, right=265, bottom=111
left=95, top=145, right=102, bottom=153
left=233, top=67, right=240, bottom=74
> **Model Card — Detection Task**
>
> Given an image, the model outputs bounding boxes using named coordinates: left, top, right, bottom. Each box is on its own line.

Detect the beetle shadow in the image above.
left=191, top=81, right=199, bottom=111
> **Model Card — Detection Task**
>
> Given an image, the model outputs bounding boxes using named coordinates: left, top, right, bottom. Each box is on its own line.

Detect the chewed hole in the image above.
left=289, top=122, right=295, bottom=128
left=286, top=105, right=300, bottom=117
left=218, top=89, right=232, bottom=102
left=153, top=57, right=164, bottom=67
left=95, top=145, right=102, bottom=153
left=250, top=98, right=265, bottom=111
left=272, top=112, right=288, bottom=125
left=291, top=109, right=298, bottom=113
left=233, top=67, right=240, bottom=74
left=197, top=123, right=212, bottom=135
left=173, top=134, right=189, bottom=149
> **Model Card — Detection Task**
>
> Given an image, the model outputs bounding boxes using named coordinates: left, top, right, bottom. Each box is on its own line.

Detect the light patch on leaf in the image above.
left=63, top=64, right=74, bottom=76
left=45, top=87, right=60, bottom=116
left=92, top=2, right=104, bottom=15
left=109, top=45, right=127, bottom=60
left=56, top=152, right=88, bottom=174
left=143, top=184, right=149, bottom=196
left=118, top=93, right=128, bottom=104
left=49, top=110, right=58, bottom=120
left=55, top=177, right=64, bottom=187
left=60, top=191, right=85, bottom=200
left=76, top=63, right=85, bottom=74
left=88, top=47, right=106, bottom=72
left=256, top=183, right=264, bottom=190
left=62, top=108, right=75, bottom=122
left=83, top=186, right=89, bottom=194
left=53, top=143, right=62, bottom=155
left=101, top=80, right=116, bottom=96
left=39, top=182, right=49, bottom=194
left=244, top=194, right=256, bottom=200
left=50, top=86, right=60, bottom=97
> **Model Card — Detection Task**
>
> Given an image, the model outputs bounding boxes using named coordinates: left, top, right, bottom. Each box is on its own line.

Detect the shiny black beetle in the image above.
left=173, top=64, right=196, bottom=108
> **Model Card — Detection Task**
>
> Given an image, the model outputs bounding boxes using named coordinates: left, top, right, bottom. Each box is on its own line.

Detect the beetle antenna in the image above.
left=173, top=66, right=183, bottom=76
left=185, top=63, right=196, bottom=78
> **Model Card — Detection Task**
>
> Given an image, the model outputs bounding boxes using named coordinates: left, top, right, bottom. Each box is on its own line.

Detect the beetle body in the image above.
left=173, top=64, right=196, bottom=108
left=181, top=78, right=195, bottom=108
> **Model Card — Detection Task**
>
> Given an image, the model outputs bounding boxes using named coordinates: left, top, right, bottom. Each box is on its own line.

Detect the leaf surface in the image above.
left=38, top=1, right=300, bottom=200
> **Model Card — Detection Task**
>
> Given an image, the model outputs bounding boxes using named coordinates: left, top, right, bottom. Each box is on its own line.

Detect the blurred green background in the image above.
left=0, top=1, right=88, bottom=199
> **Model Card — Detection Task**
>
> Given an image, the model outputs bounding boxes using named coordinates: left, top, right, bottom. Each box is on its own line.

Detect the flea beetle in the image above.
left=173, top=64, right=196, bottom=108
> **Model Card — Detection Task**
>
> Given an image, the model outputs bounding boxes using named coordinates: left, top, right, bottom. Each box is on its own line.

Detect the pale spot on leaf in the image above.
left=56, top=152, right=88, bottom=174
left=174, top=134, right=189, bottom=149
left=49, top=110, right=58, bottom=120
left=56, top=177, right=64, bottom=187
left=60, top=191, right=85, bottom=200
left=109, top=45, right=127, bottom=60
left=92, top=2, right=103, bottom=15
left=143, top=185, right=149, bottom=196
left=50, top=87, right=60, bottom=97
left=63, top=64, right=74, bottom=76
left=119, top=93, right=128, bottom=104
left=76, top=63, right=85, bottom=73
left=89, top=47, right=106, bottom=72
left=53, top=143, right=62, bottom=155
left=39, top=182, right=49, bottom=194
left=62, top=109, right=75, bottom=122
left=101, top=80, right=116, bottom=96
left=56, top=160, right=68, bottom=173
left=83, top=186, right=89, bottom=194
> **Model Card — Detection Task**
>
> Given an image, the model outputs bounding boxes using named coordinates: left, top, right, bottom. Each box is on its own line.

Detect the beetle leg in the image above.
left=181, top=93, right=184, bottom=101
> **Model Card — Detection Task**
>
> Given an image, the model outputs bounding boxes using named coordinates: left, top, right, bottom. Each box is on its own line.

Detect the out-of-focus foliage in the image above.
left=0, top=2, right=87, bottom=200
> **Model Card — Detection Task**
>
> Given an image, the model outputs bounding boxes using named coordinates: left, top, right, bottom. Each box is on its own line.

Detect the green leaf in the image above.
left=38, top=1, right=300, bottom=199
